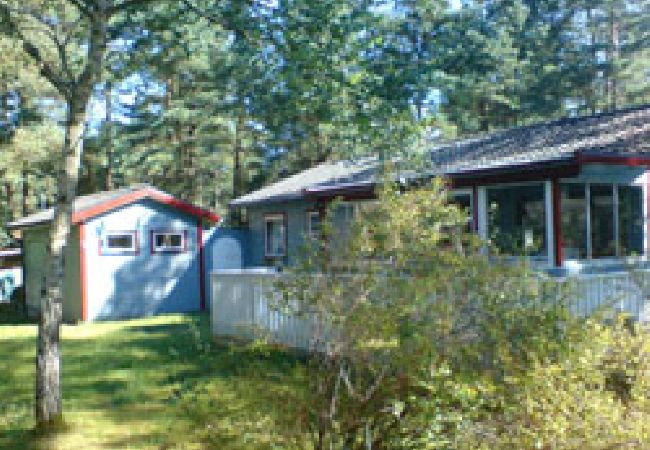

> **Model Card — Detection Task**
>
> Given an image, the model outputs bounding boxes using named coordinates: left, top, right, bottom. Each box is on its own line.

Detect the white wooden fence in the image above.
left=211, top=269, right=650, bottom=350
left=211, top=269, right=315, bottom=349
left=561, top=270, right=650, bottom=322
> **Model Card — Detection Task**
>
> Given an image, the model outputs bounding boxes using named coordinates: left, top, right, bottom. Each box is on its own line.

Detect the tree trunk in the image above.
left=22, top=161, right=28, bottom=216
left=607, top=2, right=620, bottom=111
left=36, top=102, right=86, bottom=425
left=38, top=109, right=86, bottom=406
left=105, top=81, right=113, bottom=190
left=35, top=1, right=107, bottom=425
left=233, top=113, right=244, bottom=199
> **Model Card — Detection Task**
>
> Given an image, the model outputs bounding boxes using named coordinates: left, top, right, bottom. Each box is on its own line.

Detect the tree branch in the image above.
left=109, top=0, right=160, bottom=15
left=68, top=0, right=94, bottom=18
left=0, top=4, right=67, bottom=94
left=179, top=0, right=224, bottom=26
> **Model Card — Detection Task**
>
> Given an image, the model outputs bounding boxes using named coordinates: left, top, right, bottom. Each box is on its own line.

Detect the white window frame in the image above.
left=264, top=213, right=287, bottom=258
left=485, top=181, right=549, bottom=261
left=306, top=210, right=322, bottom=239
left=101, top=230, right=138, bottom=255
left=559, top=181, right=645, bottom=265
left=151, top=230, right=187, bottom=254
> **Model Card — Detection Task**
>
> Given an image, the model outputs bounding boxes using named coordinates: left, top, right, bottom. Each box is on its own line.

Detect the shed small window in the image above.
left=152, top=231, right=187, bottom=253
left=101, top=231, right=138, bottom=255
left=265, top=214, right=286, bottom=258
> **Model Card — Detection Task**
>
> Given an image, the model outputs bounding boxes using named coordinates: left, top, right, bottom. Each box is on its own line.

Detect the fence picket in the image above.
left=211, top=269, right=650, bottom=350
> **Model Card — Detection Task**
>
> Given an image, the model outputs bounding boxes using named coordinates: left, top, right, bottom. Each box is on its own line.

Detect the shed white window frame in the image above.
left=101, top=230, right=139, bottom=255
left=151, top=230, right=188, bottom=254
left=265, top=213, right=287, bottom=258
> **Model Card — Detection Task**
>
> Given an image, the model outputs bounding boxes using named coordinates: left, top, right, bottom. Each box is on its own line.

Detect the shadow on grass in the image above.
left=1, top=313, right=305, bottom=450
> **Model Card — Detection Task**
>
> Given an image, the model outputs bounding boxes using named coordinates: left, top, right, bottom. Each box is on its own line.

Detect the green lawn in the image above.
left=0, top=313, right=305, bottom=450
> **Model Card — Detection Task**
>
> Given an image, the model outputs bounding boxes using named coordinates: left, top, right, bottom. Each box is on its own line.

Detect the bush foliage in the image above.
left=273, top=179, right=650, bottom=450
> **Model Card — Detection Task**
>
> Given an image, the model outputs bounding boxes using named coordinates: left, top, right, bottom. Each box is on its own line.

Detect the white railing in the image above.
left=211, top=269, right=650, bottom=349
left=211, top=269, right=315, bottom=350
left=559, top=270, right=650, bottom=322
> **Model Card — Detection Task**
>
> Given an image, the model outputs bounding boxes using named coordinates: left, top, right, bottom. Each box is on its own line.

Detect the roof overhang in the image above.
left=72, top=188, right=220, bottom=224
left=8, top=187, right=219, bottom=230
left=228, top=150, right=650, bottom=207
left=446, top=156, right=580, bottom=188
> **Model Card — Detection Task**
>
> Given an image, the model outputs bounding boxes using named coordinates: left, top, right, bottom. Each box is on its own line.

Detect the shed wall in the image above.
left=23, top=225, right=81, bottom=322
left=83, top=199, right=201, bottom=320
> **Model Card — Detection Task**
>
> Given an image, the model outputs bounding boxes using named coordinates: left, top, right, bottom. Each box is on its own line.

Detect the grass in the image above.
left=0, top=313, right=306, bottom=450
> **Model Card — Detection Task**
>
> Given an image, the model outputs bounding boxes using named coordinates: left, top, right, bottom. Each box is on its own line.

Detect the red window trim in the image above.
left=150, top=229, right=189, bottom=254
left=98, top=230, right=140, bottom=256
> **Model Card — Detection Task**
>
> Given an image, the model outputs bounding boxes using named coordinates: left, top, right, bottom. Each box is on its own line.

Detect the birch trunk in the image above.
left=35, top=3, right=108, bottom=424
left=35, top=102, right=86, bottom=424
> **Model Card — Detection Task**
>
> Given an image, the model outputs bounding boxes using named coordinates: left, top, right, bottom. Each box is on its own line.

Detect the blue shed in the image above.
left=8, top=185, right=219, bottom=322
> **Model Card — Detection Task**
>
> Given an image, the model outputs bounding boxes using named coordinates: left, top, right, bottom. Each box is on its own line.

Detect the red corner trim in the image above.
left=79, top=222, right=88, bottom=322
left=197, top=222, right=206, bottom=311
left=72, top=188, right=219, bottom=225
left=552, top=179, right=563, bottom=267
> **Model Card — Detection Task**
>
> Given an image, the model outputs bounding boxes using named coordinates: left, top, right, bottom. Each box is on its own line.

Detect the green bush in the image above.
left=275, top=179, right=583, bottom=450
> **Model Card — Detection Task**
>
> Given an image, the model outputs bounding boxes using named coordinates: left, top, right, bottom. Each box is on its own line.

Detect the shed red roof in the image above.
left=8, top=185, right=219, bottom=229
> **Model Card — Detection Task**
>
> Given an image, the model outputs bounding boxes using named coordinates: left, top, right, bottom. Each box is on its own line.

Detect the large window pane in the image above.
left=590, top=184, right=616, bottom=258
left=487, top=184, right=546, bottom=257
left=560, top=184, right=587, bottom=259
left=619, top=185, right=644, bottom=256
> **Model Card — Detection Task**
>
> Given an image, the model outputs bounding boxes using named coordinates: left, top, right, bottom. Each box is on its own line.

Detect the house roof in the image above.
left=230, top=158, right=380, bottom=206
left=7, top=185, right=220, bottom=229
left=231, top=104, right=650, bottom=206
left=429, top=103, right=650, bottom=175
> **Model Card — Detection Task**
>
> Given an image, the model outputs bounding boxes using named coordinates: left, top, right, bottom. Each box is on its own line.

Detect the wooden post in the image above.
left=552, top=179, right=563, bottom=267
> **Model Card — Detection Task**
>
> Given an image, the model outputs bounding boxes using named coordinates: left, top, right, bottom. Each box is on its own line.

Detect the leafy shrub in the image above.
left=275, top=179, right=578, bottom=450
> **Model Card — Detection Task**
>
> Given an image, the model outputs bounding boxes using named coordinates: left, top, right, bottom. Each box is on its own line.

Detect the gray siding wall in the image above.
left=23, top=225, right=81, bottom=322
left=246, top=200, right=317, bottom=267
left=561, top=163, right=646, bottom=184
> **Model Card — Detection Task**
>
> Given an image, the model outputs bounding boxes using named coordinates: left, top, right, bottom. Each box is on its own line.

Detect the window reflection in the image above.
left=561, top=184, right=588, bottom=259
left=619, top=185, right=644, bottom=256
left=487, top=184, right=546, bottom=257
left=590, top=184, right=616, bottom=258
left=559, top=183, right=644, bottom=260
